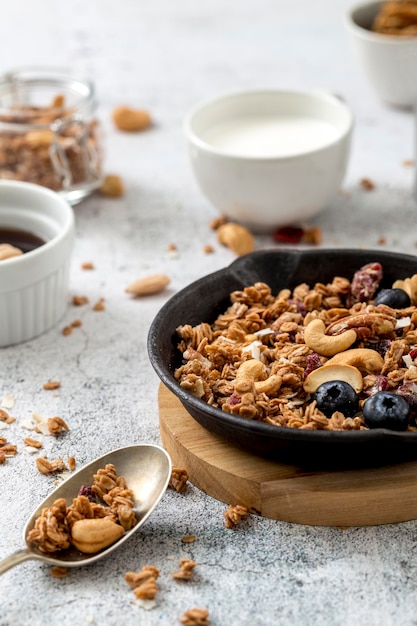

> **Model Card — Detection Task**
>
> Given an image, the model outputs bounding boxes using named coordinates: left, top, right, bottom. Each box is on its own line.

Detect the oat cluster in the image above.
left=169, top=466, right=189, bottom=493
left=174, top=265, right=417, bottom=431
left=125, top=565, right=160, bottom=600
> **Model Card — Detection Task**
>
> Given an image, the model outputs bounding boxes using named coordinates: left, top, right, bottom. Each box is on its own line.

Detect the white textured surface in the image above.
left=0, top=1, right=417, bottom=625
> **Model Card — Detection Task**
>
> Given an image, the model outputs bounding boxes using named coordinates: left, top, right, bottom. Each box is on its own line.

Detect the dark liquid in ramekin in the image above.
left=0, top=227, right=46, bottom=253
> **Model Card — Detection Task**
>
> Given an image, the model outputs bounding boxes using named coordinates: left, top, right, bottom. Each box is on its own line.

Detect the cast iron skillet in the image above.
left=148, top=248, right=417, bottom=468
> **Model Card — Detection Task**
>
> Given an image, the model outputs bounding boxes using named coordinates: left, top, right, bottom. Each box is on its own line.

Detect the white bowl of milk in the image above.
left=185, top=89, right=353, bottom=232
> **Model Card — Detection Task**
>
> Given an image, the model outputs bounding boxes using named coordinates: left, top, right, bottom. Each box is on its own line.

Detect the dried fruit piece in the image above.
left=112, top=106, right=152, bottom=132
left=125, top=274, right=170, bottom=297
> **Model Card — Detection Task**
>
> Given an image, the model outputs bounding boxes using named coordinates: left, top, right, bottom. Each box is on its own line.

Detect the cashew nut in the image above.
left=323, top=348, right=383, bottom=375
left=235, top=360, right=282, bottom=395
left=393, top=274, right=417, bottom=305
left=236, top=360, right=266, bottom=382
left=304, top=319, right=356, bottom=357
left=303, top=364, right=363, bottom=394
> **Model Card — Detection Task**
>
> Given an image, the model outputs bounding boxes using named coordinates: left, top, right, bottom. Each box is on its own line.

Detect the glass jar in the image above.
left=0, top=68, right=103, bottom=205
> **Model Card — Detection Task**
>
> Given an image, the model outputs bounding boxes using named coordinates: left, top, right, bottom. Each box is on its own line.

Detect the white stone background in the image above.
left=1, top=1, right=417, bottom=625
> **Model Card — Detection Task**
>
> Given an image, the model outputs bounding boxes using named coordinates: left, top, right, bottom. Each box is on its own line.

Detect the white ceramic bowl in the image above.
left=0, top=180, right=75, bottom=347
left=184, top=89, right=353, bottom=232
left=346, top=1, right=417, bottom=108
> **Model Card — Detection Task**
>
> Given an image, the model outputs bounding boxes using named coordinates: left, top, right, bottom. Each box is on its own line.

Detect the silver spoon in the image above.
left=0, top=444, right=172, bottom=575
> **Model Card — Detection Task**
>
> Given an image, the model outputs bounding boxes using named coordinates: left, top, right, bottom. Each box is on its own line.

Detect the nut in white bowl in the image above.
left=184, top=89, right=353, bottom=232
left=0, top=180, right=75, bottom=347
left=346, top=1, right=417, bottom=108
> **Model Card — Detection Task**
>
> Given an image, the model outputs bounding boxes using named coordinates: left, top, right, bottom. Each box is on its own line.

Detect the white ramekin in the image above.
left=0, top=180, right=75, bottom=347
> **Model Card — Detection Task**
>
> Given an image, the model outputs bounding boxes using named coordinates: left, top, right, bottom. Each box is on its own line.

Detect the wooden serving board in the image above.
left=158, top=384, right=417, bottom=527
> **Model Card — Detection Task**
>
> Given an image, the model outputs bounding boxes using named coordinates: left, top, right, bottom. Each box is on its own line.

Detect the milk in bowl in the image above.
left=185, top=89, right=353, bottom=231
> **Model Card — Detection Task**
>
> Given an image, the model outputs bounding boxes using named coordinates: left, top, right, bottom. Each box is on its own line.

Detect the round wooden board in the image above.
left=158, top=384, right=417, bottom=527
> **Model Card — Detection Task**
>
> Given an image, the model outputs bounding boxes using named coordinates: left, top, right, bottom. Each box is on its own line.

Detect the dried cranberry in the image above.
left=409, top=348, right=417, bottom=360
left=304, top=353, right=322, bottom=378
left=273, top=226, right=304, bottom=244
left=349, top=262, right=383, bottom=305
left=228, top=392, right=241, bottom=406
left=288, top=299, right=307, bottom=315
left=363, top=374, right=388, bottom=397
left=78, top=485, right=97, bottom=502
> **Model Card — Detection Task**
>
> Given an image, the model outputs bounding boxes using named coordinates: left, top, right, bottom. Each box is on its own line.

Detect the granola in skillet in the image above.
left=174, top=263, right=417, bottom=431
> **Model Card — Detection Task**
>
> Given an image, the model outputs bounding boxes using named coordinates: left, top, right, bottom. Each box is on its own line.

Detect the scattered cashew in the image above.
left=304, top=319, right=357, bottom=357
left=303, top=363, right=363, bottom=394
left=324, top=348, right=384, bottom=375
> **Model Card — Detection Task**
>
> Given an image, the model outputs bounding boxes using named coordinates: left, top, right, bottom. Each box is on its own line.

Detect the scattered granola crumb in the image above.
left=403, top=159, right=414, bottom=167
left=62, top=326, right=72, bottom=336
left=0, top=409, right=15, bottom=424
left=172, top=558, right=197, bottom=581
left=378, top=236, right=387, bottom=245
left=203, top=244, right=214, bottom=254
left=68, top=456, right=76, bottom=471
left=50, top=566, right=68, bottom=578
left=169, top=467, right=189, bottom=493
left=92, top=298, right=105, bottom=311
left=24, top=437, right=42, bottom=449
left=180, top=608, right=210, bottom=626
left=47, top=417, right=69, bottom=435
left=360, top=177, right=375, bottom=190
left=43, top=381, right=61, bottom=390
left=167, top=243, right=177, bottom=253
left=209, top=215, right=228, bottom=230
left=71, top=319, right=82, bottom=328
left=125, top=565, right=159, bottom=600
left=99, top=174, right=125, bottom=197
left=303, top=226, right=322, bottom=245
left=0, top=441, right=17, bottom=458
left=181, top=535, right=196, bottom=544
left=72, top=295, right=89, bottom=306
left=224, top=504, right=249, bottom=529
left=81, top=261, right=95, bottom=270
left=0, top=450, right=6, bottom=464
left=36, top=457, right=68, bottom=475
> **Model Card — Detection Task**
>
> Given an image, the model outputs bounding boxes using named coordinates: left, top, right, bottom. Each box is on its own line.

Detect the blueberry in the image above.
left=362, top=392, right=410, bottom=431
left=374, top=288, right=411, bottom=308
left=315, top=380, right=359, bottom=417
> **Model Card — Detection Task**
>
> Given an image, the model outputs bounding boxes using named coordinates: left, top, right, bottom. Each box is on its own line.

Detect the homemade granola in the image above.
left=372, top=0, right=417, bottom=35
left=174, top=263, right=417, bottom=432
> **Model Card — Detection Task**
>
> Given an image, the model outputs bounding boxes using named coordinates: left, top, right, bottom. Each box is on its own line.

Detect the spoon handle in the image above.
left=0, top=549, right=35, bottom=575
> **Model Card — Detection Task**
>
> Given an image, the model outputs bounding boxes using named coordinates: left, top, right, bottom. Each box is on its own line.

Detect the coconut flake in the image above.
left=20, top=418, right=36, bottom=431
left=0, top=422, right=8, bottom=430
left=396, top=316, right=411, bottom=330
left=403, top=354, right=414, bottom=368
left=25, top=446, right=40, bottom=454
left=254, top=328, right=273, bottom=337
left=218, top=336, right=236, bottom=344
left=1, top=395, right=14, bottom=409
left=242, top=340, right=262, bottom=360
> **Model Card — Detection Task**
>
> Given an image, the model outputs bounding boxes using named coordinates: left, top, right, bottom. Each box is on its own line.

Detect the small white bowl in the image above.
left=0, top=180, right=75, bottom=347
left=184, top=89, right=353, bottom=232
left=346, top=1, right=417, bottom=108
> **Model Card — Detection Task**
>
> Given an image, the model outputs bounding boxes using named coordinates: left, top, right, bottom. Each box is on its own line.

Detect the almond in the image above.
left=125, top=274, right=170, bottom=297
left=217, top=222, right=255, bottom=256
left=112, top=106, right=152, bottom=132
